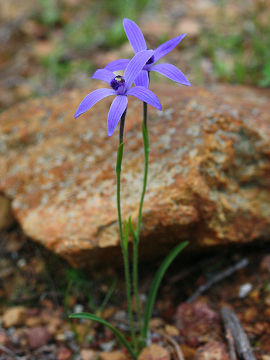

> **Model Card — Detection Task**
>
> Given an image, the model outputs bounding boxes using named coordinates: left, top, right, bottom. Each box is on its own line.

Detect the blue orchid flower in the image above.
left=105, top=18, right=191, bottom=88
left=74, top=50, right=162, bottom=136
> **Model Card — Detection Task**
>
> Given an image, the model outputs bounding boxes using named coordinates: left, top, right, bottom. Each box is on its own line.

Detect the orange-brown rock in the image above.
left=194, top=341, right=229, bottom=360
left=175, top=301, right=221, bottom=346
left=99, top=351, right=127, bottom=360
left=138, top=344, right=170, bottom=360
left=0, top=84, right=269, bottom=267
left=2, top=306, right=27, bottom=328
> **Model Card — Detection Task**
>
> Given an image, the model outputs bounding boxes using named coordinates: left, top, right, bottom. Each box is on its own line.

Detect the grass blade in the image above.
left=142, top=241, right=188, bottom=339
left=70, top=312, right=136, bottom=359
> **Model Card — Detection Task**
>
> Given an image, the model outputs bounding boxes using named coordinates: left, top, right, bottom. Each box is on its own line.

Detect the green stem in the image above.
left=136, top=103, right=149, bottom=242
left=137, top=73, right=150, bottom=237
left=119, top=108, right=127, bottom=145
left=143, top=101, right=147, bottom=128
left=116, top=110, right=138, bottom=354
left=132, top=101, right=149, bottom=343
left=132, top=233, right=142, bottom=340
left=136, top=103, right=149, bottom=238
left=116, top=143, right=124, bottom=246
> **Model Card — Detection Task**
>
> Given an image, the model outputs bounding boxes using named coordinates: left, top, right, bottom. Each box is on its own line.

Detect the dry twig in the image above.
left=187, top=258, right=249, bottom=303
left=221, top=307, right=256, bottom=360
left=0, top=344, right=16, bottom=358
left=156, top=331, right=185, bottom=360
left=224, top=326, right=237, bottom=360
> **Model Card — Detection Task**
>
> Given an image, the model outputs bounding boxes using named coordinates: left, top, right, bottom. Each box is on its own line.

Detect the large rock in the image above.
left=0, top=84, right=269, bottom=267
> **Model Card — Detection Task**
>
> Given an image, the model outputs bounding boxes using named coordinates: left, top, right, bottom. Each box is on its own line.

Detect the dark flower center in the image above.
left=110, top=75, right=125, bottom=90
left=146, top=55, right=155, bottom=65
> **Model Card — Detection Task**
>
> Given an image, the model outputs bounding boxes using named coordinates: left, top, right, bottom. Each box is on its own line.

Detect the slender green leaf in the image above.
left=136, top=118, right=149, bottom=239
left=81, top=278, right=117, bottom=343
left=116, top=142, right=124, bottom=245
left=128, top=216, right=137, bottom=244
left=123, top=220, right=129, bottom=252
left=142, top=241, right=188, bottom=339
left=142, top=121, right=149, bottom=157
left=97, top=278, right=117, bottom=316
left=70, top=312, right=136, bottom=359
left=116, top=143, right=124, bottom=174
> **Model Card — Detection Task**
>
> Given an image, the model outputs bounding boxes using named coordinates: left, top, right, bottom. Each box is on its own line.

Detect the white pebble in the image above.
left=100, top=340, right=115, bottom=351
left=238, top=283, right=252, bottom=298
left=17, top=258, right=26, bottom=268
left=73, top=304, right=84, bottom=313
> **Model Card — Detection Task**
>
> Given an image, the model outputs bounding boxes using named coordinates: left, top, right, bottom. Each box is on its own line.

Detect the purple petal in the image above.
left=105, top=59, right=130, bottom=71
left=74, top=88, right=115, bottom=119
left=107, top=95, right=128, bottom=136
left=134, top=70, right=149, bottom=88
left=151, top=63, right=191, bottom=86
left=125, top=50, right=153, bottom=88
left=153, top=34, right=186, bottom=63
left=123, top=18, right=147, bottom=53
left=127, top=86, right=162, bottom=110
left=91, top=69, right=115, bottom=85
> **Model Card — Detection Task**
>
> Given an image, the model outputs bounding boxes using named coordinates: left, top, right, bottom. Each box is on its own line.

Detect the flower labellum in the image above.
left=110, top=75, right=127, bottom=94
left=146, top=55, right=155, bottom=65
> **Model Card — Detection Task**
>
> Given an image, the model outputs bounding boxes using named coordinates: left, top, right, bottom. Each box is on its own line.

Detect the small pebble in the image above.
left=17, top=258, right=26, bottom=268
left=238, top=283, right=252, bottom=298
left=73, top=304, right=84, bottom=313
left=100, top=340, right=115, bottom=352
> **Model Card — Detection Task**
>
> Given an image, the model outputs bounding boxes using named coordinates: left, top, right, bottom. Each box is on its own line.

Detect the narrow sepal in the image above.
left=105, top=59, right=130, bottom=71
left=153, top=34, right=186, bottom=63
left=125, top=50, right=154, bottom=88
left=134, top=70, right=149, bottom=88
left=107, top=96, right=128, bottom=136
left=127, top=86, right=162, bottom=110
left=123, top=18, right=147, bottom=53
left=74, top=88, right=115, bottom=119
left=151, top=63, right=191, bottom=86
left=91, top=69, right=115, bottom=85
